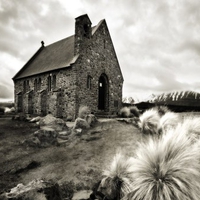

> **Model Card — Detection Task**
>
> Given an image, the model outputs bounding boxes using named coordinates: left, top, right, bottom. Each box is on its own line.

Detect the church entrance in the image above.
left=98, top=73, right=109, bottom=110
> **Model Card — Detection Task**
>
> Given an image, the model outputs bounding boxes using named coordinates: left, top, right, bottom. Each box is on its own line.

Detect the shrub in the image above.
left=153, top=106, right=170, bottom=117
left=138, top=109, right=160, bottom=134
left=119, top=107, right=131, bottom=118
left=129, top=106, right=140, bottom=117
left=60, top=181, right=75, bottom=199
left=126, top=125, right=200, bottom=200
left=78, top=106, right=91, bottom=119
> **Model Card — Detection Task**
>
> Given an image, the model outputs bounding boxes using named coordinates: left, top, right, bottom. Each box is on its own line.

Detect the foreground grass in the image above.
left=0, top=118, right=141, bottom=195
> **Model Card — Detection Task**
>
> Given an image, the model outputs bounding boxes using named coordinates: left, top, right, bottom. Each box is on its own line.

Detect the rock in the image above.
left=29, top=116, right=41, bottom=123
left=57, top=138, right=69, bottom=145
left=2, top=179, right=62, bottom=200
left=86, top=114, right=97, bottom=127
left=4, top=107, right=15, bottom=113
left=33, top=128, right=58, bottom=147
left=22, top=136, right=41, bottom=147
left=72, top=190, right=92, bottom=200
left=73, top=118, right=90, bottom=129
left=39, top=114, right=67, bottom=131
left=58, top=131, right=71, bottom=136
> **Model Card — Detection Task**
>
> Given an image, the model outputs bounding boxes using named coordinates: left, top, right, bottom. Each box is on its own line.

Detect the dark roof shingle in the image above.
left=13, top=35, right=78, bottom=79
left=13, top=20, right=105, bottom=80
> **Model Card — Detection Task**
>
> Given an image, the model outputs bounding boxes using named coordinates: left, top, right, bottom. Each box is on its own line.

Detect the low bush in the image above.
left=129, top=106, right=140, bottom=117
left=119, top=106, right=140, bottom=118
left=119, top=107, right=131, bottom=118
left=78, top=106, right=91, bottom=119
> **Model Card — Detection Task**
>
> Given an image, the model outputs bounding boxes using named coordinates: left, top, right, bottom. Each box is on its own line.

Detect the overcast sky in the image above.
left=1, top=0, right=200, bottom=102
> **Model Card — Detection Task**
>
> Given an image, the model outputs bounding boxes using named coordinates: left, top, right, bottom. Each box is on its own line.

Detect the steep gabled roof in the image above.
left=13, top=19, right=120, bottom=80
left=13, top=35, right=78, bottom=80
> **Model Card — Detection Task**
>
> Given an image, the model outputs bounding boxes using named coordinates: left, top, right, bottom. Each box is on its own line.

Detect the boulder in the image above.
left=22, top=136, right=41, bottom=147
left=2, top=179, right=62, bottom=200
left=39, top=114, right=67, bottom=131
left=72, top=190, right=92, bottom=200
left=86, top=114, right=97, bottom=127
left=29, top=116, right=41, bottom=123
left=73, top=118, right=90, bottom=129
left=33, top=127, right=58, bottom=147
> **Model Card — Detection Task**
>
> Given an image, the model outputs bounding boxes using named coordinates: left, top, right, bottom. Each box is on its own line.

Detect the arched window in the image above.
left=52, top=75, right=56, bottom=89
left=87, top=75, right=92, bottom=89
left=48, top=76, right=51, bottom=91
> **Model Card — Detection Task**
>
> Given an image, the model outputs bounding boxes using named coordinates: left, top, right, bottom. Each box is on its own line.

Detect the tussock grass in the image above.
left=138, top=109, right=160, bottom=135
left=158, top=112, right=180, bottom=134
left=126, top=126, right=200, bottom=200
left=99, top=153, right=135, bottom=199
left=78, top=106, right=91, bottom=119
left=119, top=106, right=140, bottom=118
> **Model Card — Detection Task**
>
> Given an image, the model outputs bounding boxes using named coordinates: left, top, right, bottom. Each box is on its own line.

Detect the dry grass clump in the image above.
left=138, top=109, right=160, bottom=135
left=157, top=111, right=180, bottom=134
left=119, top=106, right=140, bottom=118
left=78, top=106, right=91, bottom=119
left=119, top=107, right=131, bottom=118
left=125, top=126, right=200, bottom=200
left=153, top=105, right=171, bottom=116
left=99, top=122, right=200, bottom=200
left=129, top=106, right=140, bottom=117
left=138, top=106, right=180, bottom=135
left=98, top=152, right=135, bottom=199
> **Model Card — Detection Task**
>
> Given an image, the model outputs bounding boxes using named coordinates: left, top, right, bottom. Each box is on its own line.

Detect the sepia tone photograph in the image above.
left=1, top=0, right=200, bottom=199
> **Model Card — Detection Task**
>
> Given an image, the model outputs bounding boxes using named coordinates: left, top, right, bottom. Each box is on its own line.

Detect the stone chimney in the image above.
left=74, top=14, right=92, bottom=55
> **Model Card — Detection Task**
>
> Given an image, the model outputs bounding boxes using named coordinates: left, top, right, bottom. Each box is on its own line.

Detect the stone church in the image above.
left=13, top=14, right=124, bottom=120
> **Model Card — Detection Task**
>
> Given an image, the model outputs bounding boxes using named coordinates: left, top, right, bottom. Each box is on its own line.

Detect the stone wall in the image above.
left=74, top=20, right=123, bottom=115
left=14, top=67, right=77, bottom=120
left=14, top=17, right=123, bottom=119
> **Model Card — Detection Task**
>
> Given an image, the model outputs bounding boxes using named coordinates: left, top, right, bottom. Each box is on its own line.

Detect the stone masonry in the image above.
left=13, top=14, right=123, bottom=120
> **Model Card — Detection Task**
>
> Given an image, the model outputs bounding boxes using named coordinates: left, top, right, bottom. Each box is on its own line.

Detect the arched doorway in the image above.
left=98, top=74, right=109, bottom=110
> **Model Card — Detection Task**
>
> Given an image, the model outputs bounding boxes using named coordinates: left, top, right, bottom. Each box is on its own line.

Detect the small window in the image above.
left=48, top=76, right=51, bottom=91
left=87, top=75, right=92, bottom=89
left=26, top=80, right=30, bottom=91
left=53, top=75, right=56, bottom=89
left=23, top=81, right=26, bottom=93
left=38, top=78, right=41, bottom=90
left=84, top=24, right=89, bottom=38
left=34, top=79, right=37, bottom=91
left=23, top=80, right=30, bottom=93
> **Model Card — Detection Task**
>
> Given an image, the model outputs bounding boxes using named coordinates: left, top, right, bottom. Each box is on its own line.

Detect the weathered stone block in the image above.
left=2, top=179, right=62, bottom=200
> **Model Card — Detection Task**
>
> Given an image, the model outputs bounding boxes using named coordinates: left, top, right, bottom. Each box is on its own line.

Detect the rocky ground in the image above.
left=0, top=116, right=142, bottom=199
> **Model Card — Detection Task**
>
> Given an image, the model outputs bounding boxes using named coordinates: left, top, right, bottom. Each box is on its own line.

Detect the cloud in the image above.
left=0, top=84, right=13, bottom=99
left=1, top=0, right=200, bottom=101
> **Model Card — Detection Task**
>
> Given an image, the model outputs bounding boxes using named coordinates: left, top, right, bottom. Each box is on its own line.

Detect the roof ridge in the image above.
left=46, top=34, right=74, bottom=47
